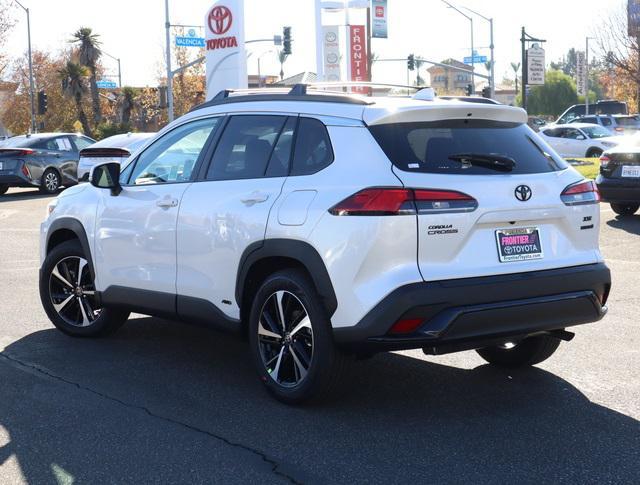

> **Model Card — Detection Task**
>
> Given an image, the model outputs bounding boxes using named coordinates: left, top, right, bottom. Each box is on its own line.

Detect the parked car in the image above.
left=77, top=132, right=155, bottom=181
left=596, top=134, right=640, bottom=216
left=569, top=114, right=640, bottom=136
left=0, top=133, right=95, bottom=195
left=555, top=100, right=628, bottom=124
left=39, top=86, right=610, bottom=404
left=538, top=123, right=621, bottom=158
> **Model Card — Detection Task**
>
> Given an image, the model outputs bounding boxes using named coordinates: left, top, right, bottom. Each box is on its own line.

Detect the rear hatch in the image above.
left=600, top=145, right=640, bottom=181
left=0, top=149, right=33, bottom=172
left=366, top=102, right=601, bottom=281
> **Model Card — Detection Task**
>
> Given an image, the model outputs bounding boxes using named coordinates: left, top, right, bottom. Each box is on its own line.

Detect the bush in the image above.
left=94, top=122, right=132, bottom=140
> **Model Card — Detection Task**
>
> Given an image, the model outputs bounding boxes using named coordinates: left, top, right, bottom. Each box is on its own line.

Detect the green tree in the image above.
left=277, top=50, right=289, bottom=81
left=525, top=70, right=578, bottom=116
left=59, top=61, right=93, bottom=137
left=71, top=27, right=102, bottom=124
left=119, top=86, right=137, bottom=124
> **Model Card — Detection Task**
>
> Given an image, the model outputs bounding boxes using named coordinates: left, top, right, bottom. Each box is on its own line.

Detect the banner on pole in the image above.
left=349, top=25, right=369, bottom=93
left=205, top=0, right=247, bottom=100
left=372, top=0, right=388, bottom=38
left=576, top=51, right=587, bottom=96
left=322, top=26, right=341, bottom=82
left=527, top=45, right=545, bottom=85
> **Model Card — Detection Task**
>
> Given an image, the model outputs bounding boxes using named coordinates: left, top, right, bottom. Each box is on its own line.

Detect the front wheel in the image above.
left=610, top=203, right=639, bottom=216
left=39, top=240, right=129, bottom=337
left=476, top=335, right=561, bottom=368
left=586, top=148, right=603, bottom=158
left=248, top=269, right=347, bottom=404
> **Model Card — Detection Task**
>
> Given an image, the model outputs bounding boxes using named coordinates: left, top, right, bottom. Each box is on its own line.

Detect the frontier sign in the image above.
left=205, top=0, right=247, bottom=100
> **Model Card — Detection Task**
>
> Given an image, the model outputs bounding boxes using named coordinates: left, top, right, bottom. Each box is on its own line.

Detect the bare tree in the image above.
left=0, top=0, right=16, bottom=77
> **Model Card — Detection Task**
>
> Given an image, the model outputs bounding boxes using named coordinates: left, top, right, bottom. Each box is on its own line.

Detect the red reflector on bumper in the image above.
left=389, top=318, right=423, bottom=334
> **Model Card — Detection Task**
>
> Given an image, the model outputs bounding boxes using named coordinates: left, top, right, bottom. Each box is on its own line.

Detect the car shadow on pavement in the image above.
left=0, top=189, right=58, bottom=202
left=1, top=317, right=639, bottom=483
left=606, top=215, right=640, bottom=236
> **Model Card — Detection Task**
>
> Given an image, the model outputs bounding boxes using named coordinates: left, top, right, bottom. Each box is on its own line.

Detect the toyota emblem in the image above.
left=208, top=6, right=233, bottom=35
left=514, top=185, right=532, bottom=202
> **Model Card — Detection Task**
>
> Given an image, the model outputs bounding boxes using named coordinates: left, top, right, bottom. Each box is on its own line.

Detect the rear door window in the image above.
left=290, top=117, right=334, bottom=175
left=600, top=117, right=613, bottom=126
left=369, top=120, right=568, bottom=175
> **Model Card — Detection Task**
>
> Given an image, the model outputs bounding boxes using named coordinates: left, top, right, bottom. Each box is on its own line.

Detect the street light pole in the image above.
left=102, top=50, right=122, bottom=88
left=442, top=1, right=474, bottom=90
left=463, top=5, right=494, bottom=97
left=14, top=0, right=36, bottom=133
left=164, top=0, right=174, bottom=122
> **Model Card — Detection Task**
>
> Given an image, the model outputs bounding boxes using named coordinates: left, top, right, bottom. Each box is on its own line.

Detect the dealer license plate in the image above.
left=496, top=227, right=543, bottom=263
left=621, top=165, right=640, bottom=178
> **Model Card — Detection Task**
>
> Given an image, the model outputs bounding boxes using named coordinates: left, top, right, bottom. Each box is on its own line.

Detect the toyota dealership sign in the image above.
left=205, top=0, right=247, bottom=100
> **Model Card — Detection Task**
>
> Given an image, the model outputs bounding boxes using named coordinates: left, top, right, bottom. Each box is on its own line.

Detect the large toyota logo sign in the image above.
left=208, top=6, right=232, bottom=35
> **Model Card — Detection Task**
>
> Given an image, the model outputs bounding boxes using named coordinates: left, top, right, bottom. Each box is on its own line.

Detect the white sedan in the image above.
left=538, top=123, right=623, bottom=158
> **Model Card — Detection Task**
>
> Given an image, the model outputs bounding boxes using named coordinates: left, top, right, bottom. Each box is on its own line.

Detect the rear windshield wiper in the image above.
left=448, top=153, right=516, bottom=172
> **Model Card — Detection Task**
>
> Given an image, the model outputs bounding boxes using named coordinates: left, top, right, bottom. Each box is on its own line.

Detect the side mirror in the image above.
left=576, top=135, right=586, bottom=140
left=90, top=162, right=122, bottom=196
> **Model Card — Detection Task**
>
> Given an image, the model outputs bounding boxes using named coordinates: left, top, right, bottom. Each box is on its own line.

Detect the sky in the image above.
left=3, top=0, right=623, bottom=88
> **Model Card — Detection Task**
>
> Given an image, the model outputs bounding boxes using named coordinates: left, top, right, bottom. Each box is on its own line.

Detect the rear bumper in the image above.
left=596, top=175, right=640, bottom=203
left=334, top=263, right=611, bottom=353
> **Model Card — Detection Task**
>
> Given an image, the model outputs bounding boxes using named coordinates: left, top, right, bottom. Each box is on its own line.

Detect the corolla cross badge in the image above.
left=514, top=185, right=532, bottom=202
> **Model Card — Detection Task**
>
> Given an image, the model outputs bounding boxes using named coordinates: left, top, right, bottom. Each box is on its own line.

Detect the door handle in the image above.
left=156, top=197, right=179, bottom=208
left=241, top=191, right=269, bottom=205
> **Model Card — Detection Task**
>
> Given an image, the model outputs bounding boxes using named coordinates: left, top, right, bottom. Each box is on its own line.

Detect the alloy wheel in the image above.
left=258, top=290, right=314, bottom=387
left=49, top=256, right=101, bottom=326
left=44, top=172, right=59, bottom=192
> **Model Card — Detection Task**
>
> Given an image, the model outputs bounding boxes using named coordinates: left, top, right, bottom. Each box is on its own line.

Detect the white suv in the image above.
left=39, top=86, right=611, bottom=404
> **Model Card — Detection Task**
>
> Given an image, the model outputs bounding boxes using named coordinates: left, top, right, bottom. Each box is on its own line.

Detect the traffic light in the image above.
left=407, top=54, right=415, bottom=71
left=282, top=26, right=292, bottom=55
left=466, top=84, right=473, bottom=96
left=37, top=90, right=48, bottom=115
left=482, top=86, right=491, bottom=98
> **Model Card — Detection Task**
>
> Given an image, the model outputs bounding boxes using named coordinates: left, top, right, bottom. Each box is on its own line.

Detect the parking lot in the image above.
left=0, top=187, right=638, bottom=484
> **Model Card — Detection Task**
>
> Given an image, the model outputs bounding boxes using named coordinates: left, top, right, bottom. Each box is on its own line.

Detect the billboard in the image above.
left=205, top=1, right=247, bottom=100
left=349, top=25, right=369, bottom=93
left=323, top=26, right=341, bottom=81
left=372, top=0, right=388, bottom=38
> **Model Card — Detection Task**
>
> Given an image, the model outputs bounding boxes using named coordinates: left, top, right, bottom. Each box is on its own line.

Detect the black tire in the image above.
left=39, top=240, right=129, bottom=337
left=610, top=203, right=639, bottom=216
left=0, top=184, right=8, bottom=195
left=40, top=168, right=61, bottom=194
left=248, top=269, right=348, bottom=404
left=586, top=148, right=603, bottom=158
left=476, top=335, right=561, bottom=368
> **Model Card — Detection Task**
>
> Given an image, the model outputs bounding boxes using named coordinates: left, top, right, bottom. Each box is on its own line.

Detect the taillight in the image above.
left=599, top=155, right=610, bottom=167
left=388, top=318, right=424, bottom=334
left=21, top=163, right=31, bottom=179
left=561, top=180, right=600, bottom=206
left=328, top=188, right=477, bottom=216
left=615, top=127, right=624, bottom=132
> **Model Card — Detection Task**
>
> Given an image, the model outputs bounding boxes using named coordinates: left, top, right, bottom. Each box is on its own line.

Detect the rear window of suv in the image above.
left=369, top=119, right=569, bottom=175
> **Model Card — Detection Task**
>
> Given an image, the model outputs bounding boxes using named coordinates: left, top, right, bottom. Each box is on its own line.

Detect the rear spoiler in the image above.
left=79, top=147, right=130, bottom=158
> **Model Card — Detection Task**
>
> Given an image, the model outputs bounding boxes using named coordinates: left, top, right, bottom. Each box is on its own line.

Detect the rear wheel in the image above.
left=586, top=148, right=603, bottom=158
left=476, top=335, right=561, bottom=368
left=610, top=203, right=639, bottom=216
left=40, top=169, right=61, bottom=194
left=0, top=184, right=8, bottom=195
left=248, top=269, right=347, bottom=404
left=39, top=240, right=129, bottom=337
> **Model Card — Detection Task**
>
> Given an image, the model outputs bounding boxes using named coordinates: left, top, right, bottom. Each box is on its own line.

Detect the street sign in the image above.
left=463, top=55, right=487, bottom=64
left=527, top=45, right=545, bottom=85
left=96, top=80, right=117, bottom=89
left=176, top=36, right=206, bottom=47
left=576, top=51, right=587, bottom=96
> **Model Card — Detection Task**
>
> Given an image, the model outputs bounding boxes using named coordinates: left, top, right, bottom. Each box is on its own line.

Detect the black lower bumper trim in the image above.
left=334, top=263, right=611, bottom=352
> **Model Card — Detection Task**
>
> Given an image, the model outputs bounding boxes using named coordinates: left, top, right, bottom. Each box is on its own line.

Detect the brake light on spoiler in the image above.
left=328, top=187, right=478, bottom=216
left=560, top=180, right=600, bottom=206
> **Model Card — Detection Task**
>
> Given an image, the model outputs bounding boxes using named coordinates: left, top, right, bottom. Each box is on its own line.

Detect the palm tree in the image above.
left=511, top=62, right=521, bottom=95
left=277, top=50, right=289, bottom=81
left=59, top=61, right=93, bottom=137
left=71, top=27, right=102, bottom=124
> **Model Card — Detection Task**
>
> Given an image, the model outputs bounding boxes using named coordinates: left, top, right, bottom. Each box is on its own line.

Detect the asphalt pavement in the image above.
left=0, top=187, right=639, bottom=484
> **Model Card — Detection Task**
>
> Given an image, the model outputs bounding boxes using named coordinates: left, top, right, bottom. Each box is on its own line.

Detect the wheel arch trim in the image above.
left=236, top=239, right=338, bottom=318
left=46, top=217, right=95, bottom=281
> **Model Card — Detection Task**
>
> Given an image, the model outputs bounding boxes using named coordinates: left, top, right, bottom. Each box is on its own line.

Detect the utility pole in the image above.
left=15, top=0, right=36, bottom=133
left=442, top=1, right=475, bottom=89
left=164, top=0, right=174, bottom=122
left=463, top=6, right=494, bottom=97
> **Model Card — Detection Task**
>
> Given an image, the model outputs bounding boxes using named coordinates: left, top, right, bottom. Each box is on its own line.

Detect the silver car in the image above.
left=77, top=132, right=155, bottom=181
left=0, top=133, right=95, bottom=195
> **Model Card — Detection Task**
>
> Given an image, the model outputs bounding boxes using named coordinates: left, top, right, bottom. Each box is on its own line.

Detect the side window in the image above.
left=542, top=128, right=558, bottom=137
left=601, top=117, right=612, bottom=126
left=73, top=136, right=94, bottom=150
left=565, top=129, right=582, bottom=139
left=129, top=117, right=219, bottom=185
left=54, top=137, right=74, bottom=151
left=265, top=117, right=296, bottom=177
left=207, top=115, right=287, bottom=180
left=290, top=117, right=334, bottom=176
left=582, top=117, right=597, bottom=124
